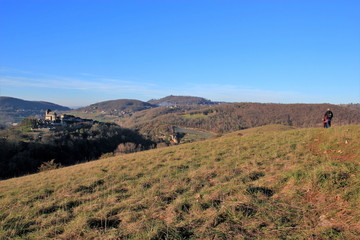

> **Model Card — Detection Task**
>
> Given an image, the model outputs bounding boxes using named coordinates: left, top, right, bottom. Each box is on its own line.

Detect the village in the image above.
left=33, top=109, right=97, bottom=129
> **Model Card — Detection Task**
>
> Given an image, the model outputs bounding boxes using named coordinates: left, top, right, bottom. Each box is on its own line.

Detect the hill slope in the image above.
left=0, top=97, right=70, bottom=124
left=70, top=99, right=157, bottom=122
left=1, top=124, right=359, bottom=239
left=78, top=99, right=156, bottom=113
left=122, top=103, right=360, bottom=142
left=148, top=95, right=222, bottom=106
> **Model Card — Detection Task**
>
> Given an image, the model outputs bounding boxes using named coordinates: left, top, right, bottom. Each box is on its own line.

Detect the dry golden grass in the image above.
left=0, top=124, right=359, bottom=239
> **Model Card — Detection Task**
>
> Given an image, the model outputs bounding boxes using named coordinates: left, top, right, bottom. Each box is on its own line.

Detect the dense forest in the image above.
left=0, top=120, right=155, bottom=179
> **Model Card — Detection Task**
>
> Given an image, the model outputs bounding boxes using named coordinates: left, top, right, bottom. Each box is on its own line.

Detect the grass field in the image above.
left=181, top=114, right=209, bottom=119
left=173, top=127, right=215, bottom=143
left=0, top=124, right=359, bottom=239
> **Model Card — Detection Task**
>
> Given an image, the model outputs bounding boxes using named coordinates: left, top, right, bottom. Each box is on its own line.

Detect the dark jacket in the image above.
left=325, top=110, right=333, bottom=120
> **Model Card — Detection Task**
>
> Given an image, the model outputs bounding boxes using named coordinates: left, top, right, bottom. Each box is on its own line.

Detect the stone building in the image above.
left=44, top=109, right=95, bottom=126
left=45, top=109, right=58, bottom=121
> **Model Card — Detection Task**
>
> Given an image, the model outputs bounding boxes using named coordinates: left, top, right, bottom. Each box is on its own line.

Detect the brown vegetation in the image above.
left=122, top=103, right=360, bottom=142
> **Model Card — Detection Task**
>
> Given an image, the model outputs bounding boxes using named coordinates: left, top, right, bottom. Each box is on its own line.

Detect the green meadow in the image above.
left=0, top=125, right=359, bottom=239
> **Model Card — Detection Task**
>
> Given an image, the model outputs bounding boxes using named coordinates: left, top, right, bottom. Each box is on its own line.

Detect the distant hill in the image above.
left=341, top=103, right=360, bottom=111
left=69, top=96, right=221, bottom=123
left=0, top=96, right=70, bottom=124
left=77, top=99, right=156, bottom=113
left=69, top=99, right=157, bottom=122
left=148, top=95, right=224, bottom=106
left=1, top=124, right=359, bottom=239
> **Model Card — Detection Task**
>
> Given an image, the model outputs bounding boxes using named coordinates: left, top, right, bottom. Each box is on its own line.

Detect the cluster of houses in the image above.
left=35, top=109, right=96, bottom=129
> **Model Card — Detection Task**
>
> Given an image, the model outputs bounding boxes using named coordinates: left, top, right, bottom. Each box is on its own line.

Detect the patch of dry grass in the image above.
left=0, top=124, right=359, bottom=239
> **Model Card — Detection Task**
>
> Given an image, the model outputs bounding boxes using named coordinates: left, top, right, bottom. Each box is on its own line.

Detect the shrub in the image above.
left=38, top=159, right=61, bottom=172
left=116, top=142, right=138, bottom=154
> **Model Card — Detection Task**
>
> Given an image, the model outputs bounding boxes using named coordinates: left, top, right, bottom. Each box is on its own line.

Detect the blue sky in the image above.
left=0, top=0, right=359, bottom=107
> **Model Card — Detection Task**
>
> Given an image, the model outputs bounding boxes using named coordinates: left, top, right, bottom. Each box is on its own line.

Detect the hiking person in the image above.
left=324, top=108, right=334, bottom=128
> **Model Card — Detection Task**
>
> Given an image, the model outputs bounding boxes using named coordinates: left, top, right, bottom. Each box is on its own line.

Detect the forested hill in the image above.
left=148, top=95, right=224, bottom=106
left=0, top=96, right=70, bottom=111
left=77, top=99, right=156, bottom=113
left=68, top=96, right=223, bottom=123
left=341, top=103, right=360, bottom=111
left=122, top=103, right=360, bottom=139
left=0, top=97, right=70, bottom=124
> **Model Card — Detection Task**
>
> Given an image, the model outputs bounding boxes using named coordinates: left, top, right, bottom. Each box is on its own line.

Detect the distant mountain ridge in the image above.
left=0, top=97, right=70, bottom=124
left=148, top=95, right=224, bottom=106
left=0, top=96, right=70, bottom=110
left=69, top=96, right=224, bottom=123
left=77, top=99, right=156, bottom=113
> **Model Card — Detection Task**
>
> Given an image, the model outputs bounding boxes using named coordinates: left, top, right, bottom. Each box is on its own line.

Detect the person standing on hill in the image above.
left=324, top=108, right=334, bottom=128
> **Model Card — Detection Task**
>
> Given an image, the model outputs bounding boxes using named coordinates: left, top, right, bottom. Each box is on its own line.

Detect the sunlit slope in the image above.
left=0, top=125, right=359, bottom=239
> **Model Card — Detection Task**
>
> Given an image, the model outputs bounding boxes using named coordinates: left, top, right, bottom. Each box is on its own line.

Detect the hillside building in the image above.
left=45, top=109, right=57, bottom=121
left=31, top=110, right=97, bottom=130
left=44, top=109, right=96, bottom=126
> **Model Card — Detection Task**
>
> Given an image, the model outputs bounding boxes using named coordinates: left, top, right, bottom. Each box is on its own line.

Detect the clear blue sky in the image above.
left=1, top=0, right=359, bottom=107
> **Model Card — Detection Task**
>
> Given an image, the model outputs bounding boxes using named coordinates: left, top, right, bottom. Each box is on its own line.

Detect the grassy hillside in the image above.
left=0, top=125, right=359, bottom=239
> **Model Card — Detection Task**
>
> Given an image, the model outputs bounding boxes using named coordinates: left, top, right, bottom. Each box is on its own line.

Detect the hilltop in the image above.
left=0, top=124, right=359, bottom=239
left=69, top=99, right=156, bottom=123
left=148, top=95, right=223, bottom=106
left=341, top=103, right=360, bottom=111
left=69, top=96, right=222, bottom=123
left=0, top=97, right=70, bottom=111
left=0, top=97, right=70, bottom=125
left=77, top=99, right=156, bottom=113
